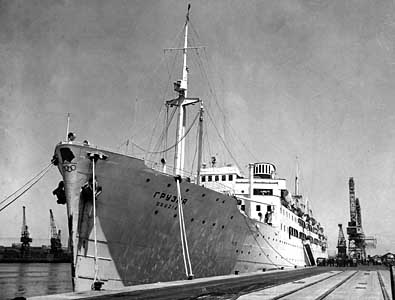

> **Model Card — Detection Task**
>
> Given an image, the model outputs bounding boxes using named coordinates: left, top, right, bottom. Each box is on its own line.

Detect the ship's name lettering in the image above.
left=153, top=192, right=188, bottom=205
left=156, top=201, right=178, bottom=210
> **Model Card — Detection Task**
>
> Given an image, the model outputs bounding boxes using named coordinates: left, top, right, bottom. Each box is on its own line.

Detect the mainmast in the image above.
left=166, top=4, right=201, bottom=176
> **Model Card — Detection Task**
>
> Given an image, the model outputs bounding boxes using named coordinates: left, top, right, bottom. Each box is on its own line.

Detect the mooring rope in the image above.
left=0, top=163, right=53, bottom=212
left=91, top=157, right=100, bottom=285
left=175, top=177, right=193, bottom=279
left=87, top=152, right=107, bottom=290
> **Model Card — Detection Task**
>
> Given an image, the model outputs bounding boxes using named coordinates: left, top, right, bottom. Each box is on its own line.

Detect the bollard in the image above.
left=390, top=265, right=395, bottom=300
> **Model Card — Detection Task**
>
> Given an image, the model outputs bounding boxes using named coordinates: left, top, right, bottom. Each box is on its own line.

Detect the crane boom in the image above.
left=356, top=198, right=362, bottom=227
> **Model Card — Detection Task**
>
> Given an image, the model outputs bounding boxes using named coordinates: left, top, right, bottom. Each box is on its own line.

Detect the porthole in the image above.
left=191, top=218, right=194, bottom=222
left=221, top=225, right=225, bottom=229
left=154, top=210, right=158, bottom=215
left=167, top=183, right=171, bottom=187
left=173, top=214, right=177, bottom=218
left=248, top=251, right=250, bottom=254
left=186, top=188, right=189, bottom=192
left=146, top=178, right=150, bottom=182
left=202, top=194, right=206, bottom=197
left=230, top=216, right=234, bottom=219
left=216, top=198, right=219, bottom=201
left=236, top=250, right=239, bottom=253
left=241, top=251, right=243, bottom=254
left=222, top=200, right=225, bottom=203
left=212, top=223, right=216, bottom=226
left=202, top=220, right=206, bottom=224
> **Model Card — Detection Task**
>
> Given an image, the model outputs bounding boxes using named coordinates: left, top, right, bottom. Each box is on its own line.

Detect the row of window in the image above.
left=280, top=207, right=298, bottom=222
left=281, top=226, right=319, bottom=244
left=241, top=204, right=269, bottom=212
left=281, top=207, right=318, bottom=233
left=254, top=164, right=273, bottom=174
left=289, top=227, right=299, bottom=238
left=201, top=174, right=234, bottom=182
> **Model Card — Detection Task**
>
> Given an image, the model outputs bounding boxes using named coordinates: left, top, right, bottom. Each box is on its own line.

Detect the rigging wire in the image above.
left=131, top=110, right=200, bottom=155
left=0, top=163, right=54, bottom=213
left=118, top=24, right=185, bottom=157
left=205, top=109, right=242, bottom=171
left=148, top=106, right=178, bottom=161
left=147, top=23, right=187, bottom=157
left=190, top=22, right=259, bottom=164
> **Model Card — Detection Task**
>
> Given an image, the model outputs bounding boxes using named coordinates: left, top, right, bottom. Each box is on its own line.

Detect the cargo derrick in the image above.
left=346, top=178, right=366, bottom=262
left=49, top=209, right=62, bottom=254
left=20, top=206, right=32, bottom=256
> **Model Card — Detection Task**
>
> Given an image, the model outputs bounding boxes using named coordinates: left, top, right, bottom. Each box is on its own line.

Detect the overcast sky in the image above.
left=1, top=0, right=395, bottom=255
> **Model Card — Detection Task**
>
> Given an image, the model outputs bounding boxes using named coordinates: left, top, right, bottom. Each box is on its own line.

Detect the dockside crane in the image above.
left=49, top=209, right=62, bottom=254
left=337, top=224, right=347, bottom=260
left=346, top=178, right=376, bottom=263
left=20, top=206, right=32, bottom=255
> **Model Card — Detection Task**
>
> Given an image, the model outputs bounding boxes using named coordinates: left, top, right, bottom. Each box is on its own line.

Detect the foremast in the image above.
left=166, top=4, right=201, bottom=176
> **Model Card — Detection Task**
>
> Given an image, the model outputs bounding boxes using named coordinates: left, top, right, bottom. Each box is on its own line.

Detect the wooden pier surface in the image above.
left=29, top=266, right=393, bottom=300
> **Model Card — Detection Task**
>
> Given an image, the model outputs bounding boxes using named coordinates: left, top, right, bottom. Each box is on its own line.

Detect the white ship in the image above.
left=52, top=5, right=328, bottom=291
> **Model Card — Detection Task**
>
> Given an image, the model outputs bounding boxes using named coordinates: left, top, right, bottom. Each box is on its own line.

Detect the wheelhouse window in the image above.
left=201, top=176, right=206, bottom=182
left=208, top=175, right=212, bottom=182
left=256, top=205, right=261, bottom=211
left=229, top=174, right=233, bottom=181
left=215, top=175, right=219, bottom=181
left=241, top=204, right=245, bottom=211
left=222, top=175, right=226, bottom=181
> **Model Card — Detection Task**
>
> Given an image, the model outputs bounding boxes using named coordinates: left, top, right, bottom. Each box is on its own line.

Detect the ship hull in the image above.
left=54, top=143, right=326, bottom=291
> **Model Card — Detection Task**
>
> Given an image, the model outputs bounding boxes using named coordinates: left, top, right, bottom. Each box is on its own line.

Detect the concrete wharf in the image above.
left=239, top=268, right=391, bottom=300
left=29, top=266, right=393, bottom=300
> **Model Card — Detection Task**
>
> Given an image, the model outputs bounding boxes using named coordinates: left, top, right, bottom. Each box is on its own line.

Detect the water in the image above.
left=0, top=263, right=72, bottom=299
